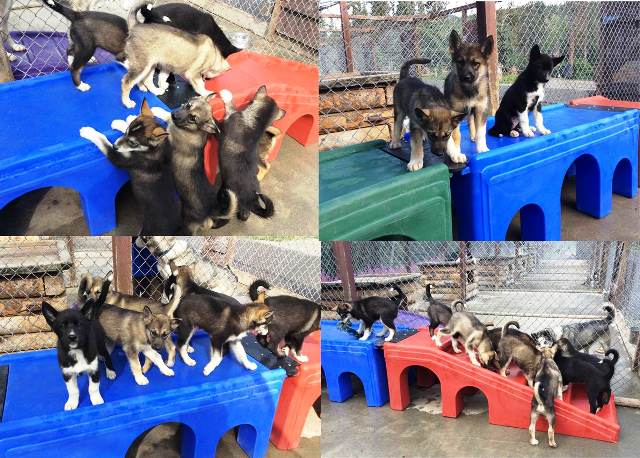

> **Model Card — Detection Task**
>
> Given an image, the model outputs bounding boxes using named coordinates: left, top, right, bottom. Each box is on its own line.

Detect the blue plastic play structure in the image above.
left=321, top=320, right=389, bottom=407
left=451, top=104, right=639, bottom=240
left=0, top=333, right=285, bottom=458
left=0, top=63, right=169, bottom=235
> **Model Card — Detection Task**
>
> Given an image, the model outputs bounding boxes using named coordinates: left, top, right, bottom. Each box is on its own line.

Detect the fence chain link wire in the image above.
left=319, top=0, right=640, bottom=150
left=321, top=241, right=640, bottom=398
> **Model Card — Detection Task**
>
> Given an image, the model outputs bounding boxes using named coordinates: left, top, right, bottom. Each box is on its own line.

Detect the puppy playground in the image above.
left=0, top=0, right=319, bottom=236
left=319, top=0, right=640, bottom=241
left=321, top=240, right=640, bottom=456
left=0, top=236, right=320, bottom=457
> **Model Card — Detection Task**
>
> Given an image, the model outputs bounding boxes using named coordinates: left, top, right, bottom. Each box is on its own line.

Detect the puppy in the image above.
left=169, top=263, right=242, bottom=307
left=531, top=305, right=615, bottom=352
left=336, top=285, right=405, bottom=342
left=79, top=99, right=182, bottom=235
left=487, top=320, right=536, bottom=351
left=41, top=279, right=114, bottom=410
left=213, top=87, right=284, bottom=226
left=249, top=280, right=320, bottom=362
left=497, top=322, right=546, bottom=385
left=97, top=302, right=180, bottom=385
left=555, top=337, right=619, bottom=382
left=529, top=345, right=563, bottom=448
left=553, top=339, right=617, bottom=414
left=257, top=125, right=282, bottom=181
left=424, top=283, right=464, bottom=345
left=173, top=295, right=273, bottom=375
left=444, top=29, right=494, bottom=160
left=121, top=0, right=230, bottom=108
left=439, top=311, right=497, bottom=368
left=489, top=45, right=564, bottom=138
left=42, top=0, right=128, bottom=91
left=390, top=58, right=467, bottom=170
left=1, top=0, right=26, bottom=62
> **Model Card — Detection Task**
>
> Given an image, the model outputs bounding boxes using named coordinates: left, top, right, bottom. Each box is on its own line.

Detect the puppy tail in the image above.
left=204, top=188, right=238, bottom=229
left=399, top=58, right=431, bottom=79
left=604, top=305, right=615, bottom=323
left=165, top=284, right=183, bottom=319
left=605, top=349, right=619, bottom=366
left=252, top=193, right=275, bottom=218
left=42, top=0, right=79, bottom=21
left=390, top=284, right=407, bottom=308
left=249, top=280, right=271, bottom=301
left=425, top=283, right=434, bottom=300
left=452, top=300, right=465, bottom=312
left=127, top=0, right=153, bottom=29
left=501, top=320, right=520, bottom=337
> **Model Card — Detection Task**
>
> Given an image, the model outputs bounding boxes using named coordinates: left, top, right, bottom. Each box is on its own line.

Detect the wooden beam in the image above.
left=476, top=1, right=499, bottom=114
left=0, top=47, right=14, bottom=83
left=266, top=0, right=283, bottom=40
left=339, top=1, right=354, bottom=73
left=332, top=241, right=359, bottom=301
left=112, top=236, right=133, bottom=295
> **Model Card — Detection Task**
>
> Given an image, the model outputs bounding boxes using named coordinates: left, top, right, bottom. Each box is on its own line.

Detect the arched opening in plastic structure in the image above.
left=215, top=424, right=258, bottom=457
left=505, top=203, right=545, bottom=241
left=336, top=371, right=366, bottom=399
left=287, top=114, right=317, bottom=146
left=612, top=157, right=633, bottom=196
left=0, top=186, right=88, bottom=235
left=452, top=385, right=490, bottom=418
left=398, top=365, right=442, bottom=407
left=562, top=153, right=601, bottom=217
left=125, top=422, right=191, bottom=458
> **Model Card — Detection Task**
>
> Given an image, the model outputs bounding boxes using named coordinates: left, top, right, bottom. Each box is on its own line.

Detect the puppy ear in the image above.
left=170, top=318, right=181, bottom=331
left=415, top=107, right=431, bottom=120
left=450, top=110, right=467, bottom=125
left=529, top=44, right=541, bottom=61
left=143, top=306, right=153, bottom=324
left=552, top=55, right=565, bottom=67
left=205, top=92, right=216, bottom=102
left=448, top=29, right=461, bottom=53
left=201, top=119, right=219, bottom=134
left=255, top=85, right=268, bottom=97
left=78, top=274, right=92, bottom=299
left=276, top=107, right=286, bottom=120
left=481, top=35, right=494, bottom=57
left=140, top=98, right=153, bottom=117
left=81, top=300, right=95, bottom=320
left=41, top=302, right=58, bottom=327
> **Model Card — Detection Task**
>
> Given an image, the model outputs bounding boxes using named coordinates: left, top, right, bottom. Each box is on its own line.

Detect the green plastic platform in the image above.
left=320, top=140, right=453, bottom=240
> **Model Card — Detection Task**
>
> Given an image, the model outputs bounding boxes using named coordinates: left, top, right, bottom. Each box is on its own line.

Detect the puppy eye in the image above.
left=189, top=114, right=197, bottom=122
left=128, top=139, right=137, bottom=147
left=473, top=62, right=480, bottom=69
left=185, top=103, right=191, bottom=109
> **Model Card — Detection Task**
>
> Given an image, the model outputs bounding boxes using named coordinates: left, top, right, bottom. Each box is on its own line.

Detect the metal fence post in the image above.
left=112, top=236, right=133, bottom=295
left=339, top=1, right=354, bottom=73
left=476, top=1, right=499, bottom=114
left=332, top=241, right=358, bottom=301
left=459, top=241, right=467, bottom=302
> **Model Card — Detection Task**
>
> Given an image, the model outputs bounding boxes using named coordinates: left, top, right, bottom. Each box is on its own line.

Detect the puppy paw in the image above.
left=64, top=399, right=79, bottom=411
left=123, top=99, right=136, bottom=109
left=77, top=82, right=91, bottom=92
left=219, top=89, right=233, bottom=102
left=530, top=126, right=537, bottom=132
left=476, top=143, right=490, bottom=153
left=90, top=394, right=104, bottom=406
left=203, top=362, right=219, bottom=376
left=187, top=345, right=195, bottom=353
left=111, top=119, right=128, bottom=132
left=358, top=335, right=369, bottom=341
left=160, top=367, right=175, bottom=377
left=79, top=126, right=98, bottom=140
left=134, top=374, right=149, bottom=385
left=538, top=127, right=551, bottom=135
left=138, top=84, right=149, bottom=92
left=7, top=52, right=17, bottom=62
left=448, top=151, right=467, bottom=164
left=166, top=357, right=175, bottom=368
left=282, top=346, right=290, bottom=356
left=11, top=43, right=25, bottom=52
left=548, top=440, right=557, bottom=448
left=295, top=354, right=309, bottom=363
left=384, top=335, right=394, bottom=342
left=183, top=355, right=197, bottom=366
left=389, top=140, right=402, bottom=149
left=509, top=130, right=520, bottom=138
left=105, top=368, right=116, bottom=380
left=88, top=56, right=98, bottom=64
left=244, top=361, right=258, bottom=371
left=407, top=159, right=423, bottom=172
left=522, top=128, right=535, bottom=137
left=529, top=439, right=539, bottom=446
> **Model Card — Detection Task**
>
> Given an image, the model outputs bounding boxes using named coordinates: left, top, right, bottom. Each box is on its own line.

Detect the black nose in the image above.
left=462, top=74, right=474, bottom=82
left=68, top=334, right=77, bottom=342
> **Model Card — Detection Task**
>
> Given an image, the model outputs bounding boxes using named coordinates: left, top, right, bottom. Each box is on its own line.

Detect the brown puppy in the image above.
left=444, top=30, right=494, bottom=162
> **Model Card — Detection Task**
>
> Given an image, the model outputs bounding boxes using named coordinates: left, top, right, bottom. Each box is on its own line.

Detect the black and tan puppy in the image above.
left=249, top=280, right=320, bottom=362
left=173, top=295, right=273, bottom=375
left=489, top=45, right=564, bottom=138
left=212, top=86, right=285, bottom=226
left=41, top=279, right=114, bottom=410
left=444, top=29, right=494, bottom=161
left=167, top=264, right=243, bottom=306
left=390, top=58, right=467, bottom=170
left=424, top=283, right=464, bottom=345
left=43, top=0, right=127, bottom=91
left=497, top=321, right=548, bottom=386
left=529, top=345, right=563, bottom=448
left=336, top=285, right=405, bottom=342
left=439, top=311, right=498, bottom=368
left=79, top=99, right=182, bottom=235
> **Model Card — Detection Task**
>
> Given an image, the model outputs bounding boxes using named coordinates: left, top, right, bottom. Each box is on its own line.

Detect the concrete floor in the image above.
left=322, top=381, right=640, bottom=458
left=0, top=136, right=317, bottom=236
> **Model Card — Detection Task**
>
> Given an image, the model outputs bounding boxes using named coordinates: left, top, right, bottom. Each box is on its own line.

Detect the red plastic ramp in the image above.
left=383, top=329, right=620, bottom=443
left=203, top=51, right=319, bottom=182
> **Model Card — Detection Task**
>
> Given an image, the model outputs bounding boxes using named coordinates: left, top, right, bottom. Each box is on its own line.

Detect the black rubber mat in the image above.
left=242, top=335, right=300, bottom=377
left=373, top=328, right=419, bottom=348
left=157, top=74, right=197, bottom=109
left=0, top=365, right=8, bottom=423
left=381, top=141, right=468, bottom=173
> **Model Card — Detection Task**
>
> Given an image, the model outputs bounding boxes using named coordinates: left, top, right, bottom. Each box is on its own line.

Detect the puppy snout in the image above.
left=68, top=333, right=77, bottom=342
left=461, top=73, right=474, bottom=82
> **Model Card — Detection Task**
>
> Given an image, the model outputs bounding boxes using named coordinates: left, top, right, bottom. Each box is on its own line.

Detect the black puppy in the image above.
left=139, top=2, right=239, bottom=57
left=43, top=0, right=128, bottom=91
left=41, top=279, right=114, bottom=411
left=336, top=285, right=405, bottom=342
left=213, top=87, right=284, bottom=225
left=424, top=283, right=464, bottom=345
left=489, top=45, right=564, bottom=138
left=249, top=280, right=320, bottom=362
left=553, top=342, right=613, bottom=414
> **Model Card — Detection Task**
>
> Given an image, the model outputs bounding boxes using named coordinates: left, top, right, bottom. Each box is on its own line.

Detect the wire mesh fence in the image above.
left=319, top=0, right=640, bottom=150
left=0, top=236, right=320, bottom=355
left=321, top=240, right=640, bottom=398
left=1, top=0, right=316, bottom=82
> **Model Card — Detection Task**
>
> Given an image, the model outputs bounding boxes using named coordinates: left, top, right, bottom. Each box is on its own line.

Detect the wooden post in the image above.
left=112, top=236, right=133, bottom=295
left=608, top=241, right=627, bottom=305
left=0, top=47, right=13, bottom=83
left=332, top=241, right=359, bottom=301
left=266, top=0, right=283, bottom=40
left=340, top=1, right=354, bottom=73
left=476, top=1, right=499, bottom=114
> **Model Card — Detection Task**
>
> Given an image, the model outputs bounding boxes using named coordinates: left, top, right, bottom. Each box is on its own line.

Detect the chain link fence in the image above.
left=0, top=236, right=320, bottom=355
left=1, top=0, right=316, bottom=82
left=321, top=240, right=640, bottom=398
left=319, top=0, right=640, bottom=150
